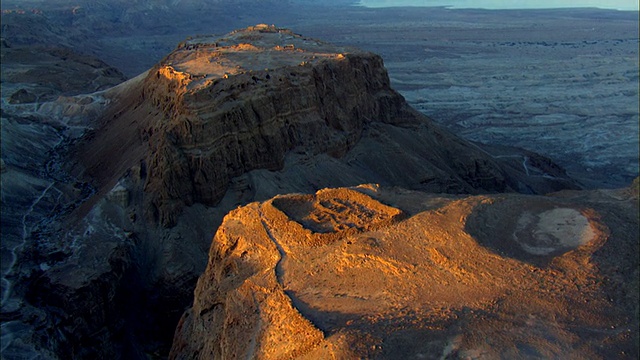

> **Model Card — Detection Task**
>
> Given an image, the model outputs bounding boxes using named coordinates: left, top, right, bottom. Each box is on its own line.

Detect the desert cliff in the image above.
left=1, top=25, right=616, bottom=359
left=76, top=25, right=575, bottom=228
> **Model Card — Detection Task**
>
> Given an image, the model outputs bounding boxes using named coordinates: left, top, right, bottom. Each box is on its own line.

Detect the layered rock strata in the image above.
left=76, top=25, right=575, bottom=228
left=2, top=25, right=580, bottom=359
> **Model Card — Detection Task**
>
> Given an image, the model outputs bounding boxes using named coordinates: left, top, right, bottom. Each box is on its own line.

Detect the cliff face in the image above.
left=80, top=25, right=573, bottom=227
left=49, top=25, right=577, bottom=358
left=170, top=188, right=406, bottom=359
left=138, top=27, right=411, bottom=226
left=171, top=184, right=639, bottom=359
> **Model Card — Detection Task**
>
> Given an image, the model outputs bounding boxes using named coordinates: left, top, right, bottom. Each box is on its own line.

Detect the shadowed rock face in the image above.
left=2, top=25, right=580, bottom=359
left=0, top=45, right=126, bottom=102
left=171, top=184, right=639, bottom=359
left=76, top=25, right=576, bottom=228
left=0, top=42, right=134, bottom=360
left=139, top=28, right=410, bottom=226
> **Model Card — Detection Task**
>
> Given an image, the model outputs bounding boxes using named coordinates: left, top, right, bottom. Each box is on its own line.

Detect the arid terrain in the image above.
left=0, top=1, right=638, bottom=359
left=287, top=7, right=639, bottom=189
left=2, top=2, right=637, bottom=188
left=172, top=184, right=638, bottom=359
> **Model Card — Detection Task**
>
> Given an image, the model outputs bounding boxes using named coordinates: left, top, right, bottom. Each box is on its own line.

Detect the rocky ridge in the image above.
left=3, top=25, right=579, bottom=359
left=0, top=44, right=126, bottom=103
left=76, top=25, right=576, bottom=228
left=0, top=43, right=134, bottom=358
left=171, top=183, right=639, bottom=359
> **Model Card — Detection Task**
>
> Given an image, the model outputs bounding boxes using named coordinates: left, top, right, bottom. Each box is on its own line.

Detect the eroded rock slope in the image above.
left=75, top=25, right=575, bottom=227
left=172, top=183, right=639, bottom=359
left=2, top=25, right=579, bottom=359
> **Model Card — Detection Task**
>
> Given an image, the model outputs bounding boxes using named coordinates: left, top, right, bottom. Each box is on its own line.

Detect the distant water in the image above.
left=358, top=0, right=639, bottom=11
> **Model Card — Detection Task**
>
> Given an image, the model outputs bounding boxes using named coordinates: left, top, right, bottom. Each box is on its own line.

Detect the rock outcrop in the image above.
left=0, top=39, right=131, bottom=359
left=171, top=183, right=639, bottom=359
left=76, top=25, right=575, bottom=228
left=3, top=25, right=580, bottom=359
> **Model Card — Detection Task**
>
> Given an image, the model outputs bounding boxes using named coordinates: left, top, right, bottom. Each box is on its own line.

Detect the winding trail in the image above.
left=258, top=207, right=287, bottom=286
left=257, top=205, right=327, bottom=334
left=469, top=141, right=541, bottom=178
left=522, top=156, right=530, bottom=176
left=21, top=183, right=55, bottom=240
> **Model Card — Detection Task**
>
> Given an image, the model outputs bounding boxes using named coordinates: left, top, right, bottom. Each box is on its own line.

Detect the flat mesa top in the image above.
left=163, top=25, right=359, bottom=80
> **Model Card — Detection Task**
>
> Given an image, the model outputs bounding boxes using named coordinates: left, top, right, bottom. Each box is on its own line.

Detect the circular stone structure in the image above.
left=464, top=197, right=601, bottom=264
left=513, top=208, right=595, bottom=255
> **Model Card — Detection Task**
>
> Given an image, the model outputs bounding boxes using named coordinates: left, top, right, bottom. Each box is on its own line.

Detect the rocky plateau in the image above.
left=0, top=16, right=637, bottom=360
left=172, top=183, right=638, bottom=359
left=73, top=25, right=574, bottom=229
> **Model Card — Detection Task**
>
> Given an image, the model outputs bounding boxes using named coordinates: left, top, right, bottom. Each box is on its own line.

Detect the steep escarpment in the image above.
left=139, top=29, right=412, bottom=226
left=172, top=183, right=639, bottom=359
left=77, top=25, right=575, bottom=228
left=10, top=25, right=577, bottom=358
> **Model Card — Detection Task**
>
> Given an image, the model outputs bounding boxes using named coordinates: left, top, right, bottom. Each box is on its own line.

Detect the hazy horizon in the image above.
left=358, top=0, right=640, bottom=11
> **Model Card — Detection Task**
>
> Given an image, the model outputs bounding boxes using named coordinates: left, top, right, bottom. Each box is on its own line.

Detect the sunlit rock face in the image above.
left=171, top=184, right=639, bottom=360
